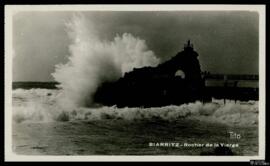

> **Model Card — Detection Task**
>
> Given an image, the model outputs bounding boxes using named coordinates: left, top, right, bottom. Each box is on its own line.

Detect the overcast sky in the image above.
left=12, top=11, right=259, bottom=81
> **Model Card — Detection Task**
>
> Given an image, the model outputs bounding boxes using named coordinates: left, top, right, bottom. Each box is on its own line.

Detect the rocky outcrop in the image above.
left=94, top=40, right=205, bottom=107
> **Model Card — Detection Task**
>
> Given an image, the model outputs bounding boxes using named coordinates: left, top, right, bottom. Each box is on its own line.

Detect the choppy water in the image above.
left=12, top=88, right=258, bottom=127
left=12, top=88, right=259, bottom=155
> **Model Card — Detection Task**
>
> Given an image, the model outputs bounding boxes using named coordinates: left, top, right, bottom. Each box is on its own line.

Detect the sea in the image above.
left=11, top=82, right=259, bottom=155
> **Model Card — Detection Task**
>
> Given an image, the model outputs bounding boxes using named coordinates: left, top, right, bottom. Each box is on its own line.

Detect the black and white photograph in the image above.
left=4, top=5, right=266, bottom=161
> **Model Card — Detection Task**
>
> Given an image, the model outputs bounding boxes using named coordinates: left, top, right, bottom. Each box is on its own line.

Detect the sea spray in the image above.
left=13, top=14, right=258, bottom=126
left=12, top=89, right=258, bottom=127
left=52, top=14, right=159, bottom=109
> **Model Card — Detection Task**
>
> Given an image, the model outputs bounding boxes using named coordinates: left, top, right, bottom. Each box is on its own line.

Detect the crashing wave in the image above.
left=12, top=89, right=258, bottom=127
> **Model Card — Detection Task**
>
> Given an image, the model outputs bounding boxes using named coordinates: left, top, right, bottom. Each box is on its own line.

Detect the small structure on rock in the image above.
left=94, top=40, right=205, bottom=107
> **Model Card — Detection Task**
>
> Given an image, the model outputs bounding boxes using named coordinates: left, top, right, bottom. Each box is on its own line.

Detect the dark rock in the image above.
left=94, top=40, right=205, bottom=107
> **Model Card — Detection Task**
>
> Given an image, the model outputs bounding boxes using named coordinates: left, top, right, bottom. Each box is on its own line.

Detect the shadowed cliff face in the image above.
left=94, top=41, right=205, bottom=107
left=159, top=42, right=202, bottom=84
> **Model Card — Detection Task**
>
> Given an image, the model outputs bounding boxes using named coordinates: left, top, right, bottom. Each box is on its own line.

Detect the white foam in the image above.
left=12, top=89, right=258, bottom=127
left=52, top=14, right=159, bottom=109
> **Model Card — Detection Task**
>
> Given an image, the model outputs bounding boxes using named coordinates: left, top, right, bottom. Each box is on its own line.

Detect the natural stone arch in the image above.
left=175, top=69, right=185, bottom=79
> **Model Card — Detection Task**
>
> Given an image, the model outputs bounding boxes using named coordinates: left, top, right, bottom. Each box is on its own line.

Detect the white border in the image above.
left=5, top=5, right=266, bottom=162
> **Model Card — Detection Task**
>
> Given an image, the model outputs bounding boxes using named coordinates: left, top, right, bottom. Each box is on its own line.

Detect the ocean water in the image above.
left=10, top=14, right=259, bottom=156
left=12, top=88, right=259, bottom=155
